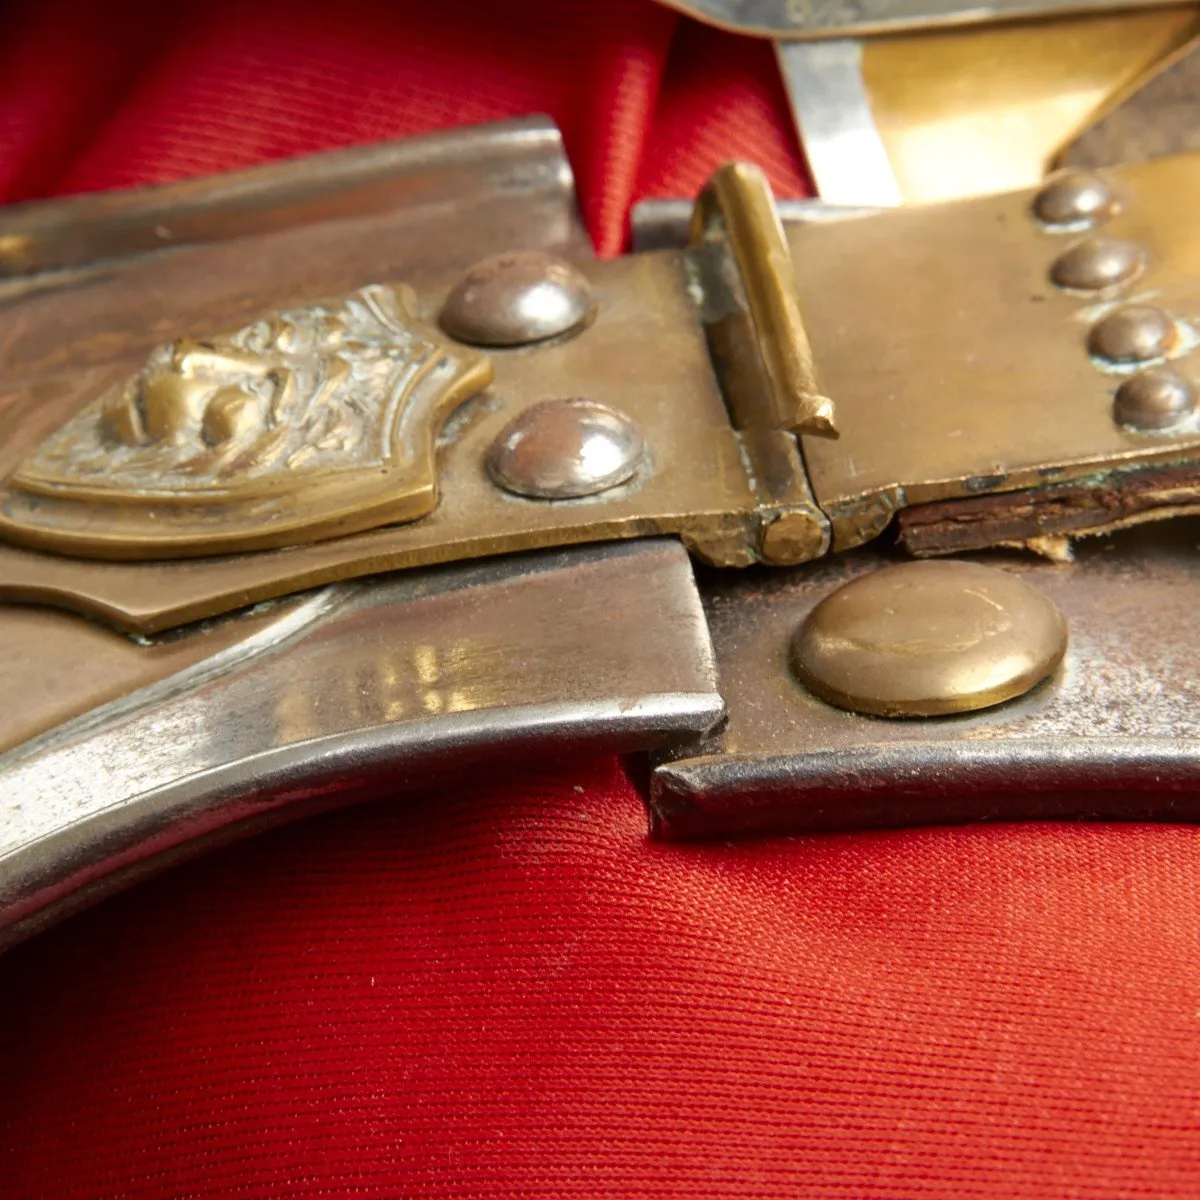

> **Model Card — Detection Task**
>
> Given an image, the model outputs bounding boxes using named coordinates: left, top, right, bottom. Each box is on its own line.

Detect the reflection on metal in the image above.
left=789, top=153, right=1200, bottom=552
left=1113, top=368, right=1198, bottom=430
left=487, top=399, right=647, bottom=499
left=0, top=115, right=593, bottom=291
left=8, top=153, right=1200, bottom=631
left=0, top=287, right=493, bottom=558
left=790, top=561, right=1068, bottom=717
left=0, top=539, right=724, bottom=949
left=690, top=161, right=839, bottom=436
left=1088, top=304, right=1178, bottom=363
left=657, top=0, right=1190, bottom=37
left=1061, top=32, right=1200, bottom=169
left=439, top=251, right=594, bottom=347
left=776, top=39, right=902, bottom=207
left=1032, top=170, right=1119, bottom=228
left=651, top=522, right=1200, bottom=839
left=1049, top=235, right=1146, bottom=292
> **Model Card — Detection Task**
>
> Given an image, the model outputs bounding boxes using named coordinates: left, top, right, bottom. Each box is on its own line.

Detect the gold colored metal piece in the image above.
left=689, top=162, right=837, bottom=439
left=1088, top=304, right=1178, bottom=362
left=0, top=286, right=492, bottom=559
left=1049, top=235, right=1146, bottom=291
left=0, top=251, right=763, bottom=632
left=1113, top=368, right=1198, bottom=429
left=793, top=153, right=1200, bottom=551
left=790, top=561, right=1068, bottom=718
left=860, top=9, right=1200, bottom=205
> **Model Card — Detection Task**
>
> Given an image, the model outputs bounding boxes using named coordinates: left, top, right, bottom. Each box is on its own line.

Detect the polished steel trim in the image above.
left=776, top=39, right=903, bottom=207
left=0, top=539, right=723, bottom=948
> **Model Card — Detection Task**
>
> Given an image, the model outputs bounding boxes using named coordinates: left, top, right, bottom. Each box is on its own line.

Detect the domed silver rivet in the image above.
left=1032, top=171, right=1117, bottom=228
left=790, top=561, right=1068, bottom=718
left=439, top=251, right=594, bottom=347
left=1113, top=368, right=1197, bottom=431
left=487, top=398, right=646, bottom=499
left=1050, top=236, right=1144, bottom=292
left=1088, top=304, right=1177, bottom=364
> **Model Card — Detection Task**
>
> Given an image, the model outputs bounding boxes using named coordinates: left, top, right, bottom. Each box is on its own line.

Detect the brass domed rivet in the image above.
left=1050, top=236, right=1144, bottom=292
left=1113, top=368, right=1197, bottom=432
left=790, top=560, right=1068, bottom=718
left=1088, top=304, right=1177, bottom=364
left=487, top=398, right=646, bottom=499
left=1032, top=171, right=1117, bottom=228
left=440, top=251, right=594, bottom=347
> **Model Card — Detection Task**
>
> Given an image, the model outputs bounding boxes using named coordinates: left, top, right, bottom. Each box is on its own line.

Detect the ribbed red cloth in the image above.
left=2, top=3, right=1199, bottom=1197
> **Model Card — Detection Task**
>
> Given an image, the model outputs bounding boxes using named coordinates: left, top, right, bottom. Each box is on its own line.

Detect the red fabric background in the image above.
left=2, top=2, right=1199, bottom=1196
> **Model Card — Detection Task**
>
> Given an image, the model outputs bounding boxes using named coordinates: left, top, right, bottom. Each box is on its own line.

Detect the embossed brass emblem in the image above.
left=0, top=285, right=492, bottom=558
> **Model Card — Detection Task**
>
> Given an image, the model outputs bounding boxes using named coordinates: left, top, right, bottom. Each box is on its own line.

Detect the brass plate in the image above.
left=0, top=253, right=758, bottom=632
left=794, top=152, right=1200, bottom=548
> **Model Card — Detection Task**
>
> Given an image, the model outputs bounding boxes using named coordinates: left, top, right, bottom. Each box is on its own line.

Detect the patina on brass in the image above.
left=0, top=285, right=493, bottom=558
left=789, top=561, right=1068, bottom=718
left=8, top=153, right=1200, bottom=630
left=793, top=153, right=1200, bottom=551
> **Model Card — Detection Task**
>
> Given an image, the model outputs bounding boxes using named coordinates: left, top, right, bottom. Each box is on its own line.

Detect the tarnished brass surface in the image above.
left=0, top=287, right=492, bottom=557
left=793, top=153, right=1200, bottom=550
left=652, top=521, right=1200, bottom=839
left=790, top=560, right=1068, bottom=716
left=0, top=117, right=591, bottom=390
left=0, top=252, right=760, bottom=632
left=859, top=10, right=1198, bottom=203
left=439, top=251, right=594, bottom=347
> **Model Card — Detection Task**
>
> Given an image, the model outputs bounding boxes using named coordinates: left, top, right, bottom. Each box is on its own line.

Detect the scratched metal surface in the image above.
left=653, top=520, right=1200, bottom=837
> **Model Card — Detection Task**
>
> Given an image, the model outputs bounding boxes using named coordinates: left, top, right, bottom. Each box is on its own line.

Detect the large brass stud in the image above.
left=1113, top=368, right=1197, bottom=431
left=1032, top=171, right=1117, bottom=228
left=790, top=561, right=1068, bottom=718
left=439, top=251, right=594, bottom=347
left=1087, top=304, right=1177, bottom=364
left=1049, top=236, right=1144, bottom=292
left=487, top=398, right=646, bottom=499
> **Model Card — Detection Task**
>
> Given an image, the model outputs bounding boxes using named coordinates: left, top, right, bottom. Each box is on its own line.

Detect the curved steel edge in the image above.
left=651, top=739, right=1200, bottom=839
left=3, top=694, right=721, bottom=952
left=0, top=538, right=723, bottom=950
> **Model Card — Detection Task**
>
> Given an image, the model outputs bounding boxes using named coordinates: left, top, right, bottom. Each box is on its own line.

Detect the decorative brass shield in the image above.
left=0, top=284, right=492, bottom=559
